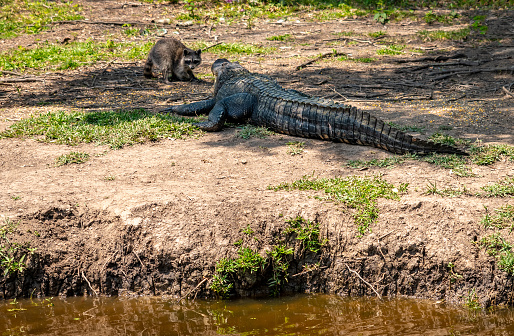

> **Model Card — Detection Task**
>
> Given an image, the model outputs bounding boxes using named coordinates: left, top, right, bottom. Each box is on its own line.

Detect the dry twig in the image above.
left=81, top=271, right=98, bottom=296
left=345, top=263, right=382, bottom=299
left=296, top=51, right=346, bottom=71
left=176, top=278, right=209, bottom=304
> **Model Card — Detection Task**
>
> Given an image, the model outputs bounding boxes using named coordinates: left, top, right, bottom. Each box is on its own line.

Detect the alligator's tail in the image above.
left=259, top=96, right=468, bottom=156
left=332, top=105, right=467, bottom=155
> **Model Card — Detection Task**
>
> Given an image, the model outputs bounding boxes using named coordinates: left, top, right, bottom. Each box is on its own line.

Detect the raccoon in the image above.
left=143, top=38, right=202, bottom=83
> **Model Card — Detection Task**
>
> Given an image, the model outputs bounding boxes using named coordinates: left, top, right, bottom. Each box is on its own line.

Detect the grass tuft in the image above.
left=270, top=174, right=407, bottom=235
left=0, top=0, right=83, bottom=39
left=0, top=109, right=201, bottom=149
left=55, top=152, right=90, bottom=166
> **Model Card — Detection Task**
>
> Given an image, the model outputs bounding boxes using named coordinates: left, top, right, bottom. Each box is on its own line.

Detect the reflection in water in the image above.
left=1, top=294, right=514, bottom=335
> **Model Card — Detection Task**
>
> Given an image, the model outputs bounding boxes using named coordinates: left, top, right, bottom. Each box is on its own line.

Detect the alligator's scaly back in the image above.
left=227, top=75, right=467, bottom=155
left=169, top=59, right=468, bottom=156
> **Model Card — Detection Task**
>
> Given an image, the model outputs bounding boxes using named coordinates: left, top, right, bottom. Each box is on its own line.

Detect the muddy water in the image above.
left=1, top=294, right=514, bottom=335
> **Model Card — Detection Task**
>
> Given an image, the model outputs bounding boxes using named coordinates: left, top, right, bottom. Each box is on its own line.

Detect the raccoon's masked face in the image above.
left=184, top=49, right=202, bottom=69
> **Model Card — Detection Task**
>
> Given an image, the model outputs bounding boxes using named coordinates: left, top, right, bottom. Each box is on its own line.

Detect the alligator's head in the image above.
left=212, top=59, right=249, bottom=95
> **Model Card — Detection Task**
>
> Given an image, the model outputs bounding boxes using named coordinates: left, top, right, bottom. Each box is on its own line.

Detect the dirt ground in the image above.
left=1, top=1, right=513, bottom=306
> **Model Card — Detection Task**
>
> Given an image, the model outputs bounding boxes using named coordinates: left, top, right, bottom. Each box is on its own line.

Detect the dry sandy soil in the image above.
left=1, top=1, right=513, bottom=306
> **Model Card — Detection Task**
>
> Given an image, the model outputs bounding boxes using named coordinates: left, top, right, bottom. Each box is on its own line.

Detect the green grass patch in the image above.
left=270, top=174, right=407, bottom=235
left=417, top=28, right=470, bottom=41
left=0, top=40, right=154, bottom=72
left=285, top=216, right=326, bottom=253
left=479, top=233, right=512, bottom=257
left=193, top=41, right=275, bottom=56
left=237, top=125, right=274, bottom=139
left=429, top=132, right=471, bottom=147
left=424, top=180, right=468, bottom=197
left=55, top=151, right=90, bottom=166
left=286, top=141, right=305, bottom=156
left=0, top=109, right=201, bottom=149
left=424, top=10, right=459, bottom=25
left=1, top=218, right=37, bottom=277
left=333, top=31, right=357, bottom=37
left=266, top=33, right=293, bottom=41
left=211, top=215, right=325, bottom=298
left=0, top=0, right=83, bottom=39
left=481, top=205, right=514, bottom=229
left=481, top=177, right=514, bottom=197
left=470, top=143, right=514, bottom=166
left=368, top=31, right=387, bottom=38
left=376, top=44, right=405, bottom=55
left=347, top=156, right=410, bottom=169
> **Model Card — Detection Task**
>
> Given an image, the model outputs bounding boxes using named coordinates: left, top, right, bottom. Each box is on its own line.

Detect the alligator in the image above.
left=162, top=58, right=467, bottom=155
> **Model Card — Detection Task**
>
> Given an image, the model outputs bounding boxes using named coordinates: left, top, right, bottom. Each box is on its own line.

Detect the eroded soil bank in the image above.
left=1, top=0, right=514, bottom=307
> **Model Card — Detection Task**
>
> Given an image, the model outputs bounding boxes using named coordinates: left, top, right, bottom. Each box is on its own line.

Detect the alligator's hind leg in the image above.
left=196, top=93, right=256, bottom=131
left=161, top=99, right=216, bottom=116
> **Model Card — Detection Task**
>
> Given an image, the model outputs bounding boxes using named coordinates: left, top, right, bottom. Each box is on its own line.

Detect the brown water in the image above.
left=1, top=294, right=514, bottom=335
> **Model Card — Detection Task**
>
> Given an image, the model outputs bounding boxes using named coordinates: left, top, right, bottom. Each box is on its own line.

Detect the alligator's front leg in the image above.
left=196, top=93, right=257, bottom=131
left=161, top=99, right=216, bottom=116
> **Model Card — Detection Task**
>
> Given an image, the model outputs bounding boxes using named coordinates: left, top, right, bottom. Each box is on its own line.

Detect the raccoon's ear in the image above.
left=196, top=49, right=201, bottom=55
left=183, top=49, right=190, bottom=56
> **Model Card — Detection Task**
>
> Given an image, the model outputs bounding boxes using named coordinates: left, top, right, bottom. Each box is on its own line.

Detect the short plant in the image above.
left=55, top=152, right=90, bottom=166
left=183, top=0, right=199, bottom=20
left=0, top=0, right=83, bottom=39
left=122, top=24, right=140, bottom=37
left=447, top=262, right=463, bottom=284
left=346, top=156, right=409, bottom=169
left=237, top=125, right=274, bottom=139
left=424, top=10, right=459, bottom=25
left=241, top=224, right=254, bottom=236
left=368, top=31, right=387, bottom=38
left=377, top=44, right=405, bottom=55
left=481, top=205, right=514, bottom=229
left=271, top=174, right=408, bottom=235
left=417, top=28, right=470, bottom=41
left=429, top=132, right=470, bottom=147
left=470, top=143, right=514, bottom=166
left=481, top=177, right=514, bottom=197
left=266, top=34, right=293, bottom=41
left=471, top=15, right=488, bottom=35
left=479, top=233, right=511, bottom=256
left=285, top=216, right=326, bottom=253
left=286, top=141, right=305, bottom=156
left=373, top=12, right=389, bottom=25
left=464, top=289, right=481, bottom=310
left=424, top=181, right=468, bottom=197
left=0, top=109, right=201, bottom=149
left=210, top=247, right=265, bottom=298
left=211, top=216, right=326, bottom=298
left=267, top=244, right=294, bottom=297
left=1, top=218, right=37, bottom=277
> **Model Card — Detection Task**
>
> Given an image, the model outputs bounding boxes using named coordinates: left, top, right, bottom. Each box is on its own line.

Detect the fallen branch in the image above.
left=176, top=278, right=209, bottom=304
left=401, top=60, right=482, bottom=72
left=502, top=86, right=514, bottom=98
left=201, top=42, right=222, bottom=52
left=322, top=37, right=377, bottom=46
left=0, top=77, right=45, bottom=83
left=430, top=66, right=514, bottom=81
left=51, top=20, right=168, bottom=27
left=81, top=271, right=98, bottom=296
left=345, top=263, right=382, bottom=299
left=0, top=71, right=23, bottom=76
left=296, top=51, right=346, bottom=71
left=395, top=53, right=467, bottom=64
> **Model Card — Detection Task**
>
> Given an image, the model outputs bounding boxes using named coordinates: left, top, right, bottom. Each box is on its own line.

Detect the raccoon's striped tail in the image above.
left=143, top=57, right=155, bottom=78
